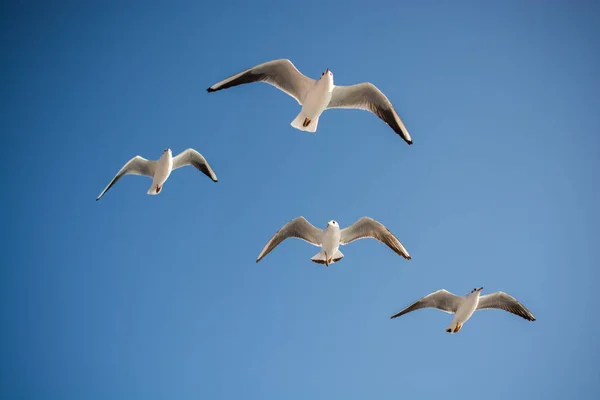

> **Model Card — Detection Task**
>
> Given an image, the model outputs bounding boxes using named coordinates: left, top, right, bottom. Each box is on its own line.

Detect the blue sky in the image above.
left=1, top=1, right=599, bottom=399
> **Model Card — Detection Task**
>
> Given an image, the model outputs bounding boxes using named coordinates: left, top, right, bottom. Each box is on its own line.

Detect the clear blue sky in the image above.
left=2, top=1, right=599, bottom=399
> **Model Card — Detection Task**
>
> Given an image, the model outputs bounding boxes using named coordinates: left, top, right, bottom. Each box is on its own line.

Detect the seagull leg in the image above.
left=453, top=324, right=462, bottom=333
left=324, top=251, right=329, bottom=267
left=303, top=118, right=311, bottom=128
left=156, top=185, right=162, bottom=194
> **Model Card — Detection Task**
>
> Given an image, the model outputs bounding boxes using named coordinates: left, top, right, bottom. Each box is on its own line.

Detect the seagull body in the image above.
left=151, top=149, right=174, bottom=194
left=390, top=288, right=536, bottom=334
left=256, top=216, right=411, bottom=266
left=96, top=148, right=218, bottom=200
left=207, top=59, right=413, bottom=145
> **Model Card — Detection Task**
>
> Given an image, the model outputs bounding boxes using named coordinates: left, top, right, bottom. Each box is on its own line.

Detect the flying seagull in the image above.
left=390, top=288, right=536, bottom=334
left=207, top=59, right=413, bottom=145
left=96, top=148, right=218, bottom=200
left=256, top=216, right=411, bottom=266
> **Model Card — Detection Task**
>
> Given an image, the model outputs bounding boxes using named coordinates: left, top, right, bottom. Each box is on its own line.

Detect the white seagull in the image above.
left=207, top=59, right=413, bottom=145
left=390, top=288, right=536, bottom=334
left=256, top=216, right=411, bottom=266
left=96, top=148, right=218, bottom=200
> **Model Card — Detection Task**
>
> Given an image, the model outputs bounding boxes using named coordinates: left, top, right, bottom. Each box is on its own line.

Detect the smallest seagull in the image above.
left=256, top=216, right=411, bottom=266
left=96, top=148, right=218, bottom=200
left=390, top=288, right=536, bottom=334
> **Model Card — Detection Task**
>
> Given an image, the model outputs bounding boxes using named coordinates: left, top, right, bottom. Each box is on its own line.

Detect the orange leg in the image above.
left=453, top=324, right=462, bottom=333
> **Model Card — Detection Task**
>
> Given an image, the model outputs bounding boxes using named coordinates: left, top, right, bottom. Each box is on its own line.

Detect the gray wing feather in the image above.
left=96, top=156, right=156, bottom=201
left=340, top=217, right=411, bottom=260
left=327, top=83, right=412, bottom=145
left=256, top=217, right=322, bottom=263
left=207, top=59, right=315, bottom=104
left=390, top=290, right=462, bottom=319
left=477, top=292, right=536, bottom=321
left=172, top=148, right=218, bottom=182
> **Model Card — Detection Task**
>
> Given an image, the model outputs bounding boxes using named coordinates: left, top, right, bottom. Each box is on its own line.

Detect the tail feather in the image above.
left=291, top=112, right=319, bottom=133
left=310, top=249, right=344, bottom=265
left=147, top=184, right=162, bottom=195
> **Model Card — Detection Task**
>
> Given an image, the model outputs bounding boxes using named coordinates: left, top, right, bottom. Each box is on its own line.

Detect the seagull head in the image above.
left=327, top=220, right=339, bottom=228
left=320, top=68, right=334, bottom=81
left=471, top=287, right=483, bottom=294
left=163, top=148, right=172, bottom=154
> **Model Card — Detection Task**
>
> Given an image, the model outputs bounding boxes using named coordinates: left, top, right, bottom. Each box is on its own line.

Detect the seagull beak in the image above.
left=477, top=287, right=483, bottom=292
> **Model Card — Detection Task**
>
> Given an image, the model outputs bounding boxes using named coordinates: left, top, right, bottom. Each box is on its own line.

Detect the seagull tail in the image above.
left=291, top=112, right=319, bottom=133
left=310, top=249, right=344, bottom=265
left=446, top=322, right=461, bottom=334
left=147, top=183, right=161, bottom=195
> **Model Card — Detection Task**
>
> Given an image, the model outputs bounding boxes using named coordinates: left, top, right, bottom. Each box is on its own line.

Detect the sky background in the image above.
left=1, top=1, right=600, bottom=399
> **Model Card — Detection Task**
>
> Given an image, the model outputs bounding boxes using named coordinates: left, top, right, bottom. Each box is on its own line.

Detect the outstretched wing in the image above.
left=256, top=217, right=322, bottom=263
left=172, top=148, right=218, bottom=182
left=340, top=217, right=410, bottom=260
left=207, top=59, right=315, bottom=105
left=390, top=290, right=462, bottom=319
left=96, top=156, right=156, bottom=200
left=327, top=83, right=412, bottom=145
left=477, top=292, right=536, bottom=321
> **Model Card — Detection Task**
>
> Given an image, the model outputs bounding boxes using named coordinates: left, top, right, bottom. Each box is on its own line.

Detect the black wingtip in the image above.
left=207, top=87, right=216, bottom=92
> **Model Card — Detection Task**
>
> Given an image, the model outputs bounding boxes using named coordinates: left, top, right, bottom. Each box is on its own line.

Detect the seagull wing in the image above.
left=256, top=217, right=322, bottom=263
left=390, top=290, right=462, bottom=319
left=207, top=59, right=315, bottom=105
left=477, top=292, right=536, bottom=321
left=327, top=83, right=412, bottom=145
left=96, top=156, right=156, bottom=201
left=340, top=217, right=410, bottom=260
left=172, top=148, right=218, bottom=182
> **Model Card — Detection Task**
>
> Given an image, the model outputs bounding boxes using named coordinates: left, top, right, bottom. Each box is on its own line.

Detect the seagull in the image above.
left=96, top=148, right=218, bottom=200
left=207, top=59, right=413, bottom=145
left=256, top=216, right=411, bottom=266
left=390, top=288, right=536, bottom=334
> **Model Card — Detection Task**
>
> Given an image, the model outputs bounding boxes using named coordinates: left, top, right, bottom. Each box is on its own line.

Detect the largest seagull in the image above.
left=256, top=216, right=411, bottom=266
left=207, top=59, right=413, bottom=145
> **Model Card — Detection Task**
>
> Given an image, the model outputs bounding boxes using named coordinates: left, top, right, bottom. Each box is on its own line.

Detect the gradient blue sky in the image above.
left=2, top=1, right=599, bottom=399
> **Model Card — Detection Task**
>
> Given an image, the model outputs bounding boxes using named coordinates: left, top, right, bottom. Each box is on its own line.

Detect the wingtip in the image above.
left=206, top=87, right=215, bottom=92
